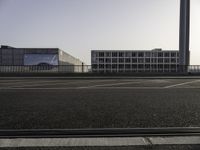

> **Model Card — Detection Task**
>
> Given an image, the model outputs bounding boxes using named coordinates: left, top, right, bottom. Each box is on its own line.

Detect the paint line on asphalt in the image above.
left=0, top=87, right=164, bottom=90
left=0, top=79, right=30, bottom=83
left=1, top=80, right=66, bottom=87
left=164, top=80, right=200, bottom=88
left=0, top=136, right=200, bottom=147
left=86, top=87, right=163, bottom=90
left=78, top=81, right=143, bottom=89
left=2, top=79, right=117, bottom=88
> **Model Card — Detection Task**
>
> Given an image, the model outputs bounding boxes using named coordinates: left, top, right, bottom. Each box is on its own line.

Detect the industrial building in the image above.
left=91, top=49, right=179, bottom=73
left=0, top=45, right=85, bottom=72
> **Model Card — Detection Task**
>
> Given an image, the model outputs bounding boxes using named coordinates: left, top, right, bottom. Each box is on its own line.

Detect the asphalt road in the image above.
left=0, top=78, right=200, bottom=129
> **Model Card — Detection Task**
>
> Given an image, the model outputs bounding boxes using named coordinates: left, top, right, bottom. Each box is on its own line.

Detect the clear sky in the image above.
left=0, top=0, right=199, bottom=64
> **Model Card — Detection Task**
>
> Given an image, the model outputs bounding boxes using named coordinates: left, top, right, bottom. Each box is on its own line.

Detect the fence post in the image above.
left=82, top=63, right=84, bottom=73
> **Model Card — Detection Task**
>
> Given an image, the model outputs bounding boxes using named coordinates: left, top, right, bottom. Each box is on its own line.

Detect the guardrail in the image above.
left=0, top=65, right=200, bottom=74
left=1, top=128, right=200, bottom=138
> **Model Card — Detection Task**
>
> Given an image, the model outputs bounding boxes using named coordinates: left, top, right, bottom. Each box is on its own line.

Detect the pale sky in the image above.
left=0, top=0, right=200, bottom=64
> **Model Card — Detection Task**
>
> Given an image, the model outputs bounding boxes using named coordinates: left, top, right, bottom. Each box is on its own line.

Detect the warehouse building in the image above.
left=91, top=49, right=180, bottom=73
left=0, top=45, right=85, bottom=72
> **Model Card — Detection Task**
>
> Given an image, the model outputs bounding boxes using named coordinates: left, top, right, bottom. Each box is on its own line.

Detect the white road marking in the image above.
left=81, top=87, right=163, bottom=90
left=0, top=87, right=164, bottom=90
left=175, top=86, right=200, bottom=89
left=0, top=79, right=30, bottom=83
left=0, top=136, right=200, bottom=147
left=1, top=80, right=68, bottom=88
left=2, top=80, right=117, bottom=88
left=164, top=80, right=200, bottom=88
left=78, top=81, right=143, bottom=89
left=0, top=80, right=63, bottom=86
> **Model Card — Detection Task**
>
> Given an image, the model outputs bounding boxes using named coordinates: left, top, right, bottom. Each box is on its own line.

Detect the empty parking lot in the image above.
left=0, top=77, right=200, bottom=129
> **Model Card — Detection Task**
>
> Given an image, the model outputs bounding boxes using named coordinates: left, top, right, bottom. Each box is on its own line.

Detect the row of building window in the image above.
left=93, top=58, right=178, bottom=63
left=92, top=52, right=179, bottom=58
left=92, top=64, right=178, bottom=69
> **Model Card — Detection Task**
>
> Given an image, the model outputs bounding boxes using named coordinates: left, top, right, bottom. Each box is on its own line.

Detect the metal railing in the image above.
left=1, top=127, right=200, bottom=138
left=0, top=65, right=200, bottom=74
left=0, top=65, right=91, bottom=73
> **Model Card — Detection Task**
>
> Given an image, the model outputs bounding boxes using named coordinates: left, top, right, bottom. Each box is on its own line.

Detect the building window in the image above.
left=99, top=52, right=104, bottom=57
left=106, top=64, right=111, bottom=69
left=151, top=64, right=157, bottom=69
left=152, top=58, right=157, bottom=63
left=164, top=58, right=170, bottom=63
left=132, top=52, right=137, bottom=57
left=145, top=52, right=151, bottom=57
left=171, top=58, right=176, bottom=63
left=158, top=65, right=164, bottom=70
left=138, top=58, right=144, bottom=63
left=125, top=52, right=131, bottom=57
left=158, top=52, right=163, bottom=57
left=92, top=58, right=98, bottom=63
left=164, top=65, right=170, bottom=69
left=171, top=65, right=177, bottom=69
left=119, top=58, right=124, bottom=63
left=145, top=64, right=150, bottom=69
left=125, top=64, right=131, bottom=69
left=112, top=58, right=117, bottom=63
left=145, top=58, right=150, bottom=63
left=99, top=64, right=104, bottom=69
left=132, top=58, right=137, bottom=63
left=164, top=53, right=170, bottom=57
left=112, top=52, right=118, bottom=57
left=105, top=52, right=111, bottom=57
left=99, top=58, right=104, bottom=63
left=92, top=64, right=98, bottom=69
left=106, top=58, right=111, bottom=63
left=171, top=52, right=176, bottom=57
left=138, top=64, right=144, bottom=69
left=152, top=52, right=158, bottom=57
left=112, top=64, right=117, bottom=69
left=158, top=58, right=163, bottom=63
left=132, top=64, right=137, bottom=69
left=119, top=64, right=124, bottom=69
left=125, top=58, right=131, bottom=63
left=119, top=52, right=124, bottom=57
left=92, top=52, right=98, bottom=57
left=138, top=52, right=144, bottom=57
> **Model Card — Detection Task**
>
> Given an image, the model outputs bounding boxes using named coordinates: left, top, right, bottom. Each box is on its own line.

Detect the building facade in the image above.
left=91, top=49, right=179, bottom=73
left=0, top=45, right=85, bottom=72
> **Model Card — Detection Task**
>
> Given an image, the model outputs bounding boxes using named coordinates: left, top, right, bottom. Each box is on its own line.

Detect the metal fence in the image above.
left=0, top=65, right=200, bottom=74
left=0, top=65, right=91, bottom=73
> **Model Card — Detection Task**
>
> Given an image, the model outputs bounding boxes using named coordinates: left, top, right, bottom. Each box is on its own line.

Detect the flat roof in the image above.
left=91, top=50, right=179, bottom=52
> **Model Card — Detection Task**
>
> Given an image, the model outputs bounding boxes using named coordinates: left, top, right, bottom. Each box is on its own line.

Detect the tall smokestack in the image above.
left=179, top=0, right=190, bottom=68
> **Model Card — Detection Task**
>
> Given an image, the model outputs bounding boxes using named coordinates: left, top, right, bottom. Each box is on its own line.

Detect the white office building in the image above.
left=91, top=49, right=179, bottom=73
